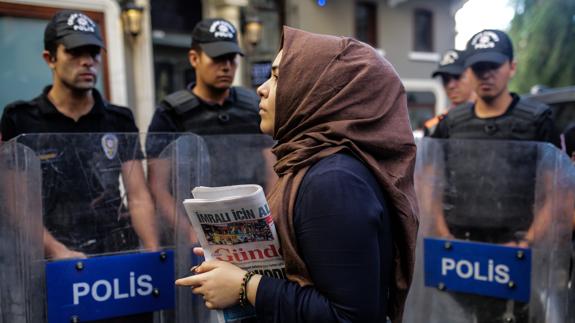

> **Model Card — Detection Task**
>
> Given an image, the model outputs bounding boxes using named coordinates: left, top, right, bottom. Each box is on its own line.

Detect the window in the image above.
left=413, top=9, right=433, bottom=52
left=150, top=0, right=202, bottom=34
left=355, top=2, right=377, bottom=46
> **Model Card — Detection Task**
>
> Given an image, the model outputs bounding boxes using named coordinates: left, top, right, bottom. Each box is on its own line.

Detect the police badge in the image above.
left=101, top=134, right=118, bottom=160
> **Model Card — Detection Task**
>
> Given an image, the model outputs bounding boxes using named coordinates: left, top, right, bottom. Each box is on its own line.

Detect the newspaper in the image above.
left=183, top=184, right=286, bottom=322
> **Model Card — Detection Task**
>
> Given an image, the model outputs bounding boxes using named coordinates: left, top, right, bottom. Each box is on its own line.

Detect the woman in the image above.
left=176, top=26, right=418, bottom=322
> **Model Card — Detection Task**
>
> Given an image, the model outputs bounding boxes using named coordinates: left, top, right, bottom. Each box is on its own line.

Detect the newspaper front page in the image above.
left=183, top=184, right=285, bottom=322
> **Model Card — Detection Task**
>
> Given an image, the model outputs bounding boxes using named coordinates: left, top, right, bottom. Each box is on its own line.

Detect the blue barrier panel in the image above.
left=46, top=250, right=175, bottom=322
left=424, top=238, right=531, bottom=302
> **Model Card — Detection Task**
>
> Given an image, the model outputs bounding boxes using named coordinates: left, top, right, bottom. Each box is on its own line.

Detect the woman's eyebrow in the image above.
left=271, top=66, right=279, bottom=75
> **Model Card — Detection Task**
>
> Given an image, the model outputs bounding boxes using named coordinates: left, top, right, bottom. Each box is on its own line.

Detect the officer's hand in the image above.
left=142, top=241, right=160, bottom=252
left=50, top=246, right=87, bottom=260
left=502, top=240, right=530, bottom=248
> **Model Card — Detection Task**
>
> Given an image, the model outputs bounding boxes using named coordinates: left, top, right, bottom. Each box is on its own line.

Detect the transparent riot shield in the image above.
left=0, top=140, right=43, bottom=323
left=162, top=134, right=276, bottom=323
left=405, top=138, right=575, bottom=323
left=11, top=133, right=203, bottom=323
left=146, top=133, right=210, bottom=323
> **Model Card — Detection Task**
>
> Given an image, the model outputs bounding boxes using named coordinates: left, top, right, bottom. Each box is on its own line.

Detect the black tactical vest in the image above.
left=444, top=98, right=551, bottom=140
left=160, top=87, right=260, bottom=135
left=440, top=98, right=551, bottom=243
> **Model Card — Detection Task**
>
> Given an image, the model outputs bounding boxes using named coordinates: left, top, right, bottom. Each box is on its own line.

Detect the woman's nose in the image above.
left=257, top=80, right=269, bottom=98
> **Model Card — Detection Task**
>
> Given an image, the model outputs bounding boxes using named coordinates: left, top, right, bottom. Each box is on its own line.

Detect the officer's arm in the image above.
left=508, top=171, right=559, bottom=248
left=536, top=109, right=560, bottom=146
left=421, top=162, right=452, bottom=238
left=121, top=160, right=159, bottom=251
left=147, top=158, right=196, bottom=242
left=44, top=229, right=86, bottom=259
left=2, top=166, right=85, bottom=259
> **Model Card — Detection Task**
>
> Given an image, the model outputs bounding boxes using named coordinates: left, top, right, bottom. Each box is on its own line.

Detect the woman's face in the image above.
left=257, top=50, right=282, bottom=136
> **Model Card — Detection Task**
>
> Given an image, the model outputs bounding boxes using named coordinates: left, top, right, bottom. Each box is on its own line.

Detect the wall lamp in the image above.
left=243, top=17, right=263, bottom=46
left=121, top=2, right=144, bottom=37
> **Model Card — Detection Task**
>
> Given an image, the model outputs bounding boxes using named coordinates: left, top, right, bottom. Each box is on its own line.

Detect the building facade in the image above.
left=283, top=0, right=466, bottom=131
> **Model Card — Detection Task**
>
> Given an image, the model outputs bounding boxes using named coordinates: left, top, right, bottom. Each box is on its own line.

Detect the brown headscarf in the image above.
left=267, top=26, right=418, bottom=322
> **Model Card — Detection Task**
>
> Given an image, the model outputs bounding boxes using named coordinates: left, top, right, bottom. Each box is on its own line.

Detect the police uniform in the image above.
left=3, top=9, right=153, bottom=323
left=150, top=85, right=259, bottom=134
left=0, top=86, right=143, bottom=254
left=431, top=94, right=556, bottom=142
left=430, top=94, right=557, bottom=323
left=431, top=94, right=556, bottom=241
left=428, top=29, right=562, bottom=323
left=146, top=84, right=260, bottom=154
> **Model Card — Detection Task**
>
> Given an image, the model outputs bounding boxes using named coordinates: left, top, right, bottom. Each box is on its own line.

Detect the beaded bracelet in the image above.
left=239, top=271, right=257, bottom=307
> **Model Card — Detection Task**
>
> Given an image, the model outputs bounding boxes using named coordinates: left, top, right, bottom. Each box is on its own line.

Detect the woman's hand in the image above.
left=193, top=247, right=204, bottom=257
left=175, top=260, right=247, bottom=309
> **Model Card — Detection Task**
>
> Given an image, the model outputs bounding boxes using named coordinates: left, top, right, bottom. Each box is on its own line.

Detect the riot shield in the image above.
left=164, top=134, right=276, bottom=323
left=11, top=133, right=205, bottom=323
left=147, top=133, right=211, bottom=323
left=0, top=140, right=43, bottom=323
left=405, top=138, right=575, bottom=323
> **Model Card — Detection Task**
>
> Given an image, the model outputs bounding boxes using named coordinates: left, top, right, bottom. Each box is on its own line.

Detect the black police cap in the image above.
left=44, top=10, right=104, bottom=50
left=464, top=29, right=513, bottom=68
left=191, top=18, right=243, bottom=58
left=431, top=49, right=466, bottom=78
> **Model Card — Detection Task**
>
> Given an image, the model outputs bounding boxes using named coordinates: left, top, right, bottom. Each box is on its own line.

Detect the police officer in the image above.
left=0, top=10, right=158, bottom=322
left=147, top=18, right=259, bottom=142
left=424, top=49, right=475, bottom=136
left=431, top=29, right=556, bottom=142
left=0, top=10, right=158, bottom=258
left=146, top=18, right=264, bottom=241
left=430, top=29, right=559, bottom=323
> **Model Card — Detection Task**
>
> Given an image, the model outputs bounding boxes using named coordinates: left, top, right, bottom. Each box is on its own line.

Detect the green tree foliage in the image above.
left=508, top=0, right=575, bottom=93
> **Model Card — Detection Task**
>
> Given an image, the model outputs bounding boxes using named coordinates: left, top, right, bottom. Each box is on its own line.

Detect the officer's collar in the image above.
left=471, top=93, right=520, bottom=119
left=187, top=82, right=234, bottom=107
left=39, top=85, right=105, bottom=116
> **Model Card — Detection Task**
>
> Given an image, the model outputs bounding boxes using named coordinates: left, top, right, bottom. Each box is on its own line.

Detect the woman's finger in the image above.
left=191, top=285, right=203, bottom=295
left=195, top=259, right=224, bottom=273
left=193, top=247, right=204, bottom=257
left=175, top=274, right=201, bottom=286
